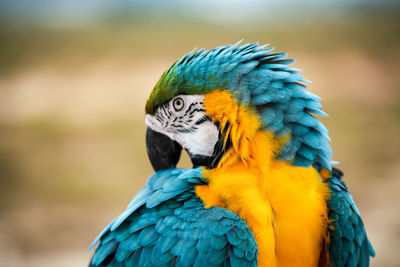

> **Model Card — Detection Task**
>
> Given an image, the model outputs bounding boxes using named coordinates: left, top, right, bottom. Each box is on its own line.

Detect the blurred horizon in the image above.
left=0, top=1, right=399, bottom=266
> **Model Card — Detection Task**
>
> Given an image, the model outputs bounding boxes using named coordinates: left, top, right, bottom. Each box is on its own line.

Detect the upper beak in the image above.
left=146, top=127, right=182, bottom=171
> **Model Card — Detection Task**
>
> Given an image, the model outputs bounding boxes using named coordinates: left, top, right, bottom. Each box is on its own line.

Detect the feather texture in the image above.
left=326, top=168, right=375, bottom=267
left=89, top=168, right=258, bottom=267
left=145, top=42, right=332, bottom=170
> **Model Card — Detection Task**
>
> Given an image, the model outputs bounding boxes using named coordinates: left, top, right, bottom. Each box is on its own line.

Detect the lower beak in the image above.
left=146, top=127, right=182, bottom=171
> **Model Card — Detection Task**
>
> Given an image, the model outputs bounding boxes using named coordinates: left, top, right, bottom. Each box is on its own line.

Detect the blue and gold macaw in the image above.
left=89, top=42, right=374, bottom=266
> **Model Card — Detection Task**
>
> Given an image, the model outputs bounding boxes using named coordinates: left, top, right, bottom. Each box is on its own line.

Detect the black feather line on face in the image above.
left=184, top=102, right=199, bottom=116
left=161, top=99, right=206, bottom=134
left=207, top=121, right=232, bottom=169
left=195, top=116, right=209, bottom=125
left=189, top=108, right=205, bottom=116
left=176, top=128, right=197, bottom=133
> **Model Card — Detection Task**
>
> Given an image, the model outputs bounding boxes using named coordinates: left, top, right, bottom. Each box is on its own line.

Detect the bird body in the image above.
left=89, top=42, right=374, bottom=267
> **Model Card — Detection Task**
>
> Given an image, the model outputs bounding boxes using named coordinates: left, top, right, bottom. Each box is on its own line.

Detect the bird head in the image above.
left=145, top=42, right=332, bottom=172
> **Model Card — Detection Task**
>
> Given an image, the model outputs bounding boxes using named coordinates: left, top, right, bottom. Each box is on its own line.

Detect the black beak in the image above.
left=146, top=127, right=182, bottom=171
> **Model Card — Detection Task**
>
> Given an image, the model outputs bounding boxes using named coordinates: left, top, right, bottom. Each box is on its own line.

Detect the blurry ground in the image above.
left=0, top=12, right=400, bottom=267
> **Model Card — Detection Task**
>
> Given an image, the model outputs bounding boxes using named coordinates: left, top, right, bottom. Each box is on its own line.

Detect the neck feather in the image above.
left=204, top=90, right=288, bottom=170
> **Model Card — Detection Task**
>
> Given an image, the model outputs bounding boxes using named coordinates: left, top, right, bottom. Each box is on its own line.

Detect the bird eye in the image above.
left=172, top=97, right=184, bottom=111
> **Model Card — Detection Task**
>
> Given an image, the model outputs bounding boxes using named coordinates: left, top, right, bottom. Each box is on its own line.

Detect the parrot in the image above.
left=89, top=42, right=375, bottom=267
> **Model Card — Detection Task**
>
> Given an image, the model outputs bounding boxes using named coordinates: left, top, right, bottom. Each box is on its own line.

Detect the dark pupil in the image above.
left=175, top=100, right=182, bottom=107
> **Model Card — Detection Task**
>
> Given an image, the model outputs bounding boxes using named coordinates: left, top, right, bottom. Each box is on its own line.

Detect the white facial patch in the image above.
left=145, top=95, right=219, bottom=157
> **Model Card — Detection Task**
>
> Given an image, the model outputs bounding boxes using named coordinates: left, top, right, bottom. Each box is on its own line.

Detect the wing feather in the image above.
left=89, top=168, right=258, bottom=267
left=325, top=168, right=375, bottom=267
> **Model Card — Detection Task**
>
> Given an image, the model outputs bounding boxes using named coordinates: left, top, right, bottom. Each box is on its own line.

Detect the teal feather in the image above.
left=138, top=226, right=159, bottom=246
left=210, top=235, right=228, bottom=250
left=89, top=168, right=258, bottom=267
left=226, top=229, right=241, bottom=247
left=207, top=246, right=228, bottom=264
left=275, top=126, right=291, bottom=137
left=293, top=155, right=313, bottom=167
left=153, top=235, right=178, bottom=254
left=196, top=238, right=211, bottom=253
left=193, top=252, right=209, bottom=267
left=138, top=246, right=153, bottom=266
left=228, top=249, right=255, bottom=267
left=91, top=240, right=117, bottom=265
left=125, top=248, right=141, bottom=266
left=297, top=145, right=317, bottom=161
left=177, top=245, right=198, bottom=266
left=325, top=168, right=375, bottom=267
left=114, top=242, right=130, bottom=262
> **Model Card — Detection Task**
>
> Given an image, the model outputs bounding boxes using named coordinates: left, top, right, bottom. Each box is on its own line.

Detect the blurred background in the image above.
left=0, top=0, right=399, bottom=266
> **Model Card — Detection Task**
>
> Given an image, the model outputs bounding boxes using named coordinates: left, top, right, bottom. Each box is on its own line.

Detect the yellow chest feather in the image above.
left=196, top=156, right=329, bottom=267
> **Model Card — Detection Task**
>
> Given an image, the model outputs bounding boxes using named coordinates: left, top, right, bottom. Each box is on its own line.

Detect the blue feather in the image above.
left=325, top=169, right=375, bottom=267
left=227, top=229, right=241, bottom=246
left=302, top=129, right=325, bottom=149
left=153, top=235, right=178, bottom=254
left=193, top=252, right=209, bottom=267
left=128, top=233, right=142, bottom=251
left=249, top=70, right=273, bottom=96
left=207, top=246, right=228, bottom=264
left=293, top=155, right=313, bottom=167
left=297, top=145, right=317, bottom=161
left=176, top=245, right=198, bottom=266
left=229, top=249, right=255, bottom=267
left=92, top=240, right=118, bottom=266
left=125, top=248, right=142, bottom=267
left=196, top=238, right=211, bottom=253
left=286, top=98, right=305, bottom=114
left=138, top=226, right=159, bottom=246
left=210, top=235, right=228, bottom=250
left=299, top=112, right=318, bottom=128
left=171, top=238, right=196, bottom=255
left=114, top=240, right=131, bottom=262
left=138, top=246, right=153, bottom=266
left=89, top=168, right=258, bottom=267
